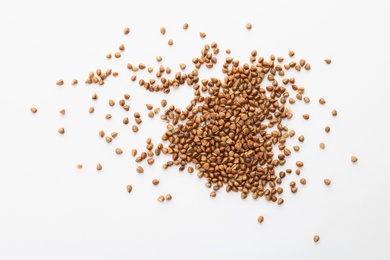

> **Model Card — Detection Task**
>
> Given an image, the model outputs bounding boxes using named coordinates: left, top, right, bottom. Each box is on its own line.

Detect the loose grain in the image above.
left=320, top=143, right=325, bottom=149
left=257, top=216, right=264, bottom=223
left=96, top=163, right=102, bottom=171
left=147, top=158, right=155, bottom=165
left=157, top=195, right=165, bottom=202
left=166, top=194, right=172, bottom=200
left=351, top=156, right=358, bottom=163
left=332, top=109, right=337, bottom=116
left=300, top=178, right=306, bottom=185
left=324, top=179, right=331, bottom=185
left=160, top=27, right=166, bottom=35
left=30, top=107, right=37, bottom=113
left=246, top=23, right=252, bottom=30
left=136, top=166, right=144, bottom=173
left=183, top=23, right=189, bottom=30
left=199, top=32, right=206, bottom=38
left=126, top=185, right=132, bottom=193
left=115, top=148, right=123, bottom=155
left=152, top=179, right=160, bottom=186
left=325, top=126, right=330, bottom=133
left=314, top=235, right=320, bottom=242
left=124, top=27, right=130, bottom=35
left=58, top=128, right=65, bottom=134
left=324, top=59, right=331, bottom=64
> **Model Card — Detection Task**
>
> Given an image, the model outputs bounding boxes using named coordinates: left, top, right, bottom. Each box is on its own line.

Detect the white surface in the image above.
left=1, top=0, right=390, bottom=259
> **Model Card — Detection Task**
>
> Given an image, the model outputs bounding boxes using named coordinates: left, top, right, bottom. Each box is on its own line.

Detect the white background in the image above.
left=1, top=0, right=390, bottom=259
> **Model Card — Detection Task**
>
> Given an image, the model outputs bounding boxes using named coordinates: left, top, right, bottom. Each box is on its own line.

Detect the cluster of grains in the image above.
left=159, top=50, right=299, bottom=201
left=29, top=22, right=360, bottom=242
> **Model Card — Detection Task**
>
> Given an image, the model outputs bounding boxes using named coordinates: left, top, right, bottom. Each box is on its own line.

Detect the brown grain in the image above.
left=136, top=166, right=144, bottom=173
left=157, top=195, right=165, bottom=202
left=126, top=185, right=132, bottom=193
left=296, top=161, right=304, bottom=167
left=96, top=163, right=102, bottom=171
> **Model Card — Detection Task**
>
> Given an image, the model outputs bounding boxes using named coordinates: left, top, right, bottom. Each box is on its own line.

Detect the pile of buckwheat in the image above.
left=30, top=23, right=359, bottom=243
